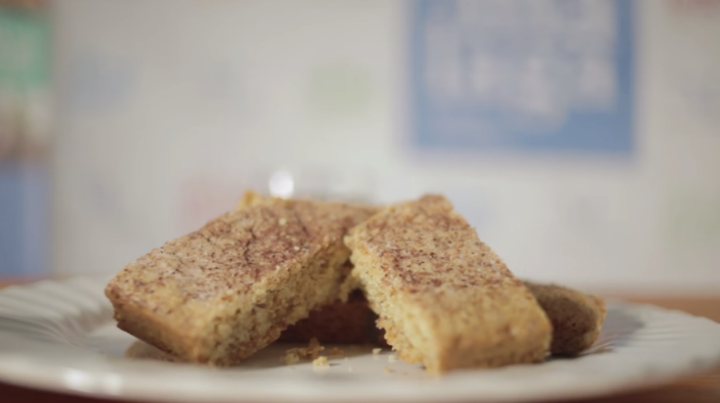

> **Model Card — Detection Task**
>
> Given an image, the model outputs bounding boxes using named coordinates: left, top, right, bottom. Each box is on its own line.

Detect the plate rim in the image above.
left=1, top=277, right=719, bottom=403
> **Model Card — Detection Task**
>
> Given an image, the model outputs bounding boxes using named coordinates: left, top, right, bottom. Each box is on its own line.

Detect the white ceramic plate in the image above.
left=1, top=277, right=719, bottom=403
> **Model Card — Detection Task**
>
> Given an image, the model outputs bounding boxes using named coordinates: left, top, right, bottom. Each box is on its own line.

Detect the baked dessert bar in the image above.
left=524, top=281, right=607, bottom=355
left=344, top=194, right=552, bottom=373
left=105, top=195, right=374, bottom=366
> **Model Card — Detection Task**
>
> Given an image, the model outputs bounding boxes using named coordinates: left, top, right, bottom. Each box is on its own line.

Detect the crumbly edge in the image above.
left=208, top=243, right=350, bottom=365
left=312, top=356, right=329, bottom=367
left=204, top=244, right=350, bottom=365
left=352, top=251, right=551, bottom=373
left=111, top=294, right=198, bottom=360
left=107, top=242, right=350, bottom=365
left=348, top=252, right=426, bottom=365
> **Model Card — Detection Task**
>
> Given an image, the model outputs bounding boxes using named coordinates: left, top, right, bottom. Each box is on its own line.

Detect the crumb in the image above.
left=372, top=348, right=382, bottom=355
left=284, top=337, right=325, bottom=361
left=343, top=356, right=349, bottom=361
left=282, top=351, right=300, bottom=365
left=306, top=337, right=324, bottom=359
left=313, top=356, right=329, bottom=367
left=384, top=366, right=393, bottom=373
left=293, top=246, right=300, bottom=251
left=327, top=347, right=344, bottom=356
left=278, top=218, right=287, bottom=226
left=388, top=354, right=397, bottom=363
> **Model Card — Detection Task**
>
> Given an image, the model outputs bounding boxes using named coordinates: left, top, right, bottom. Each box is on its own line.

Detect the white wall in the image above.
left=53, top=0, right=720, bottom=293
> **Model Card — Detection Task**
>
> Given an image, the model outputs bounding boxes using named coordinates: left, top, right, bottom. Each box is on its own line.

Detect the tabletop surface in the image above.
left=1, top=280, right=718, bottom=403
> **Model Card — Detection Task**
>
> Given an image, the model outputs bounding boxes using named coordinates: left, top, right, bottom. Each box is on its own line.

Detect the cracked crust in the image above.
left=105, top=194, right=374, bottom=366
left=345, top=195, right=552, bottom=373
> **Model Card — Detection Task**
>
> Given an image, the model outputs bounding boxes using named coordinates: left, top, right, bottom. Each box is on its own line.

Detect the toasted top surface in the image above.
left=347, top=194, right=519, bottom=294
left=346, top=195, right=550, bottom=348
left=107, top=197, right=375, bottom=314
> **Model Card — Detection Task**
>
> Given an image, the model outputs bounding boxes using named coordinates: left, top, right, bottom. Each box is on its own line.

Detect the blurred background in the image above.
left=1, top=0, right=719, bottom=294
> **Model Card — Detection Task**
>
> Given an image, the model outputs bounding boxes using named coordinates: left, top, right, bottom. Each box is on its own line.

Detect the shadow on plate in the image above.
left=124, top=339, right=383, bottom=370
left=579, top=303, right=643, bottom=356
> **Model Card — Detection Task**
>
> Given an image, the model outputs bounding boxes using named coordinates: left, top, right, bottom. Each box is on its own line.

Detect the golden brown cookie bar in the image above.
left=105, top=196, right=374, bottom=366
left=344, top=195, right=552, bottom=373
left=524, top=281, right=607, bottom=355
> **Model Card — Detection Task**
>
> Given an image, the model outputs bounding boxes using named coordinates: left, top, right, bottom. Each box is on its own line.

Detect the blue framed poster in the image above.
left=409, top=0, right=634, bottom=153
